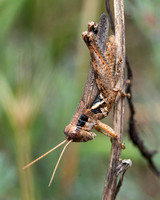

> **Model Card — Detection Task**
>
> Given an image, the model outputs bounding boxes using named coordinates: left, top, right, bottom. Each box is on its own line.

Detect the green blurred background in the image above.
left=0, top=0, right=160, bottom=199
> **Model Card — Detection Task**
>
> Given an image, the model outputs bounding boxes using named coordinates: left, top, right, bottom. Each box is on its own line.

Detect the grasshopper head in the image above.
left=64, top=124, right=96, bottom=142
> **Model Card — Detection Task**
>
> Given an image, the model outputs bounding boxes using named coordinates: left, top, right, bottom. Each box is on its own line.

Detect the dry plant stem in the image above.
left=103, top=0, right=126, bottom=199
left=126, top=59, right=160, bottom=176
left=106, top=0, right=160, bottom=176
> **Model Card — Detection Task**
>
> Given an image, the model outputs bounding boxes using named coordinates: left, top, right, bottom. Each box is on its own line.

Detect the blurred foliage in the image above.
left=0, top=0, right=160, bottom=199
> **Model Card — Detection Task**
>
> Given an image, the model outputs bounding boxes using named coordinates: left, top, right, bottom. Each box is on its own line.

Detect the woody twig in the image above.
left=106, top=0, right=160, bottom=176
left=103, top=0, right=127, bottom=199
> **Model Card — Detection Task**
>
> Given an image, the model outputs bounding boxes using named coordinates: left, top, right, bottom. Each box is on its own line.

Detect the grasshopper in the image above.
left=23, top=13, right=128, bottom=186
left=65, top=13, right=127, bottom=145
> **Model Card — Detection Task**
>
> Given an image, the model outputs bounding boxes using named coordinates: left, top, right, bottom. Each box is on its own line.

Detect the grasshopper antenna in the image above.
left=48, top=139, right=72, bottom=187
left=23, top=139, right=67, bottom=170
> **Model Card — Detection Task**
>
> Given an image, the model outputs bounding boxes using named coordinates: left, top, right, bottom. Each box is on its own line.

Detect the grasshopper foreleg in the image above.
left=95, top=120, right=125, bottom=149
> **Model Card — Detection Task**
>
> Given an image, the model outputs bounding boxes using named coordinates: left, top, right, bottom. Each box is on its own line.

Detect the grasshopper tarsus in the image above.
left=126, top=79, right=131, bottom=85
left=88, top=21, right=98, bottom=34
left=113, top=87, right=131, bottom=98
left=119, top=142, right=125, bottom=150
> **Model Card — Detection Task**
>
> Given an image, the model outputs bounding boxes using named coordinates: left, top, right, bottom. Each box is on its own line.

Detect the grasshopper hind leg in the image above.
left=95, top=120, right=125, bottom=149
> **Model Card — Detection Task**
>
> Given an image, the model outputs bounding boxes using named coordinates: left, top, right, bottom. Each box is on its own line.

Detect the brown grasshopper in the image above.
left=65, top=13, right=127, bottom=144
left=23, top=13, right=128, bottom=186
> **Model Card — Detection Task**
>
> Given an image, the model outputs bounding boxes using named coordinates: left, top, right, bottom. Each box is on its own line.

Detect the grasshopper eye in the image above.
left=64, top=124, right=78, bottom=139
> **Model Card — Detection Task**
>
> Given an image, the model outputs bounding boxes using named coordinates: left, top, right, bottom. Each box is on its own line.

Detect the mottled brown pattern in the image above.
left=64, top=13, right=124, bottom=148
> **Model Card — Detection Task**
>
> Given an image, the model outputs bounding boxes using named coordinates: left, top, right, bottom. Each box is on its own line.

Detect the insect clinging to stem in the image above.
left=23, top=13, right=129, bottom=187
